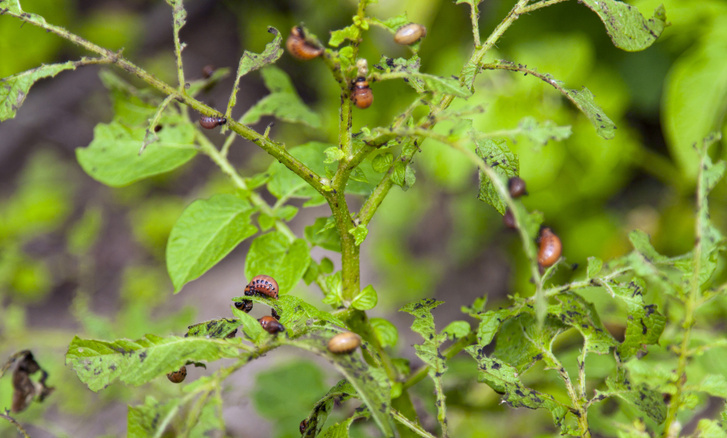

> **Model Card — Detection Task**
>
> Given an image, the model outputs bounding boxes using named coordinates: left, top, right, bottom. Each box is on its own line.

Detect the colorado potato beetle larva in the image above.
left=394, top=23, right=427, bottom=45
left=244, top=275, right=279, bottom=299
left=199, top=116, right=226, bottom=129
left=167, top=366, right=187, bottom=383
left=508, top=176, right=528, bottom=198
left=327, top=332, right=361, bottom=354
left=537, top=227, right=562, bottom=269
left=259, top=315, right=285, bottom=334
left=286, top=26, right=323, bottom=61
left=351, top=77, right=373, bottom=109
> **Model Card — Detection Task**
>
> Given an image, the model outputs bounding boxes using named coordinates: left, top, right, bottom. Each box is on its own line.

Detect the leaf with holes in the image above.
left=66, top=335, right=240, bottom=391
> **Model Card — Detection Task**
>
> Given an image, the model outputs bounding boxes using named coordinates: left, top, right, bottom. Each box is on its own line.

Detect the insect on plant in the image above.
left=3, top=0, right=726, bottom=437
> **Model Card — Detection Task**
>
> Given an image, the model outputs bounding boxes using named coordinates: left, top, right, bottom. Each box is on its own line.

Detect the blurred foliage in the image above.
left=1, top=0, right=727, bottom=437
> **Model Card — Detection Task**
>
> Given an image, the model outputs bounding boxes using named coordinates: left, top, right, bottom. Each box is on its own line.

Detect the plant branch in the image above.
left=0, top=412, right=30, bottom=438
left=662, top=149, right=710, bottom=435
left=518, top=0, right=570, bottom=15
left=3, top=8, right=329, bottom=199
left=168, top=1, right=187, bottom=93
left=392, top=409, right=437, bottom=438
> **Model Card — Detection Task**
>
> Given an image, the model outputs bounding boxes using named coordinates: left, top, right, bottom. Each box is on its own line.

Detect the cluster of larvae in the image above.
left=167, top=275, right=361, bottom=384
left=285, top=23, right=426, bottom=110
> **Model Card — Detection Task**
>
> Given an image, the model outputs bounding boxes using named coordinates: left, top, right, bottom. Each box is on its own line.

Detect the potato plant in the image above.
left=2, top=0, right=727, bottom=437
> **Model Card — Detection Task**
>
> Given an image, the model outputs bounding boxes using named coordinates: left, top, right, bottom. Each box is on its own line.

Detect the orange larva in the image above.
left=234, top=299, right=253, bottom=313
left=286, top=26, right=323, bottom=61
left=167, top=366, right=187, bottom=383
left=244, top=275, right=279, bottom=299
left=300, top=419, right=309, bottom=434
left=199, top=115, right=226, bottom=129
left=394, top=23, right=427, bottom=45
left=508, top=176, right=528, bottom=198
left=351, top=77, right=373, bottom=109
left=537, top=227, right=562, bottom=268
left=327, top=332, right=361, bottom=354
left=259, top=315, right=285, bottom=334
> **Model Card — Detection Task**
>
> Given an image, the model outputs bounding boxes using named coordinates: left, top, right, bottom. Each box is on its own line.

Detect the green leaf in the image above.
left=466, top=349, right=572, bottom=433
left=166, top=194, right=258, bottom=293
left=400, top=299, right=449, bottom=433
left=565, top=86, right=617, bottom=139
left=275, top=205, right=299, bottom=221
left=373, top=14, right=410, bottom=33
left=552, top=292, right=616, bottom=355
left=442, top=320, right=471, bottom=340
left=76, top=120, right=197, bottom=187
left=241, top=66, right=321, bottom=128
left=322, top=271, right=344, bottom=307
left=390, top=161, right=416, bottom=190
left=586, top=256, right=603, bottom=279
left=610, top=281, right=666, bottom=361
left=416, top=73, right=470, bottom=97
left=699, top=375, right=727, bottom=398
left=1, top=0, right=23, bottom=14
left=348, top=224, right=368, bottom=246
left=473, top=308, right=511, bottom=346
left=664, top=35, right=727, bottom=180
left=301, top=379, right=358, bottom=437
left=372, top=153, right=393, bottom=173
left=227, top=27, right=284, bottom=114
left=514, top=117, right=572, bottom=145
left=351, top=285, right=377, bottom=310
left=324, top=147, right=345, bottom=163
left=475, top=137, right=518, bottom=215
left=235, top=27, right=283, bottom=79
left=231, top=305, right=272, bottom=345
left=370, top=318, right=398, bottom=348
left=579, top=1, right=666, bottom=51
left=329, top=24, right=361, bottom=47
left=493, top=312, right=566, bottom=373
left=244, top=232, right=311, bottom=294
left=185, top=318, right=242, bottom=339
left=66, top=334, right=239, bottom=391
left=232, top=294, right=347, bottom=335
left=258, top=213, right=275, bottom=231
left=128, top=396, right=180, bottom=438
left=305, top=217, right=341, bottom=252
left=1, top=61, right=83, bottom=121
left=602, top=371, right=667, bottom=424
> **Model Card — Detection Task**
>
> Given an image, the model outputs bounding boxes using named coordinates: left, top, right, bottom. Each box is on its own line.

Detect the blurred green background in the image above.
left=1, top=0, right=726, bottom=436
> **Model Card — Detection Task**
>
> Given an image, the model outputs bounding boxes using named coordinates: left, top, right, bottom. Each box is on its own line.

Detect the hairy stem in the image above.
left=662, top=150, right=709, bottom=435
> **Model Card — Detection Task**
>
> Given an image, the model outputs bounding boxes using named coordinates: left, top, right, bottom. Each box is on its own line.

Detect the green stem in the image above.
left=518, top=0, right=570, bottom=15
left=358, top=0, right=530, bottom=228
left=662, top=152, right=709, bottom=436
left=170, top=2, right=187, bottom=92
left=391, top=409, right=437, bottom=438
left=0, top=413, right=30, bottom=438
left=196, top=132, right=297, bottom=242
